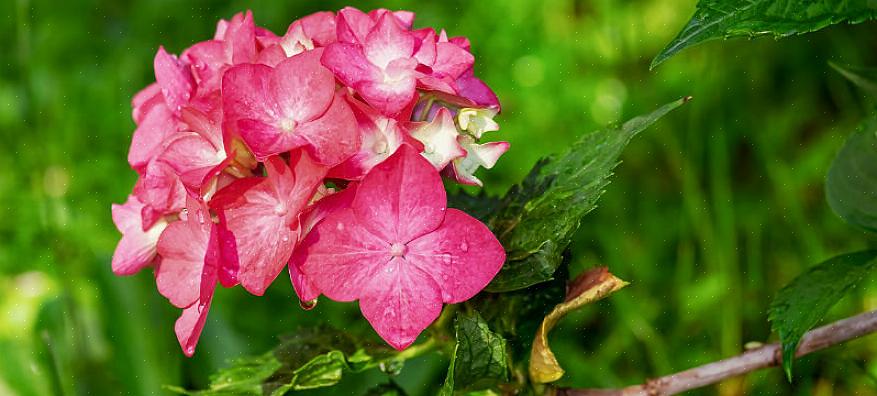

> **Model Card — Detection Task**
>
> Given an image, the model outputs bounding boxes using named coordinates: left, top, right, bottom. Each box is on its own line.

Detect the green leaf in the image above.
left=447, top=189, right=502, bottom=223
left=652, top=0, right=877, bottom=68
left=830, top=62, right=877, bottom=97
left=768, top=250, right=877, bottom=381
left=485, top=97, right=689, bottom=291
left=440, top=311, right=510, bottom=394
left=172, top=326, right=397, bottom=395
left=826, top=115, right=877, bottom=232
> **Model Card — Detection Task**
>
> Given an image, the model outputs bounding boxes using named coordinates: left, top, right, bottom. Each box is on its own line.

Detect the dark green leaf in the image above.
left=652, top=0, right=877, bottom=68
left=172, top=326, right=397, bottom=395
left=363, top=382, right=408, bottom=396
left=486, top=97, right=689, bottom=291
left=826, top=115, right=877, bottom=232
left=768, top=250, right=877, bottom=381
left=830, top=62, right=877, bottom=97
left=447, top=189, right=502, bottom=223
left=440, top=311, right=509, bottom=394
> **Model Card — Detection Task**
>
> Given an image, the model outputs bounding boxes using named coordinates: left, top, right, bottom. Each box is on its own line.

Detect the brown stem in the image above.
left=558, top=309, right=877, bottom=396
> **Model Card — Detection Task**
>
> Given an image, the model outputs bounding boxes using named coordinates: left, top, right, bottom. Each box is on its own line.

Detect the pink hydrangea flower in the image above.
left=292, top=145, right=505, bottom=349
left=322, top=11, right=424, bottom=117
left=115, top=8, right=509, bottom=355
left=222, top=49, right=358, bottom=165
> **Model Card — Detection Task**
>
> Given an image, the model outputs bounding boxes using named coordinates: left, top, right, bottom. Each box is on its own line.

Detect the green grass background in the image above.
left=2, top=0, right=877, bottom=394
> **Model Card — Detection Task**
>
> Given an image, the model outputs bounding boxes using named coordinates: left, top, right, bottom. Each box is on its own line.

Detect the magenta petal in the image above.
left=161, top=132, right=225, bottom=190
left=270, top=50, right=335, bottom=123
left=131, top=83, right=163, bottom=124
left=297, top=208, right=390, bottom=301
left=432, top=42, right=474, bottom=79
left=289, top=263, right=320, bottom=302
left=359, top=258, right=443, bottom=350
left=352, top=145, right=446, bottom=243
left=298, top=11, right=337, bottom=46
left=406, top=209, right=506, bottom=303
left=174, top=297, right=211, bottom=357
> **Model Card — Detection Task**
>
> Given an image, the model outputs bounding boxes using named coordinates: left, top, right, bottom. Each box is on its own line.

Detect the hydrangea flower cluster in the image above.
left=111, top=8, right=508, bottom=355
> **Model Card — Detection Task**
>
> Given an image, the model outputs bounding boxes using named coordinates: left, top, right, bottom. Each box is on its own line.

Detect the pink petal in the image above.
left=255, top=44, right=287, bottom=67
left=111, top=195, right=167, bottom=275
left=363, top=13, right=416, bottom=70
left=289, top=263, right=320, bottom=303
left=359, top=257, right=442, bottom=350
left=133, top=160, right=187, bottom=228
left=321, top=42, right=381, bottom=90
left=155, top=199, right=212, bottom=308
left=327, top=98, right=405, bottom=180
left=270, top=49, right=335, bottom=123
left=456, top=69, right=501, bottom=110
left=154, top=46, right=194, bottom=112
left=131, top=83, right=163, bottom=124
left=406, top=209, right=505, bottom=303
left=175, top=297, right=211, bottom=357
left=221, top=63, right=275, bottom=125
left=336, top=7, right=374, bottom=44
left=224, top=11, right=257, bottom=64
left=352, top=144, right=446, bottom=243
left=216, top=154, right=326, bottom=295
left=368, top=9, right=416, bottom=30
left=160, top=132, right=226, bottom=191
left=297, top=207, right=390, bottom=301
left=128, top=103, right=176, bottom=171
left=432, top=42, right=474, bottom=79
left=236, top=118, right=307, bottom=160
left=294, top=91, right=359, bottom=166
left=298, top=11, right=337, bottom=46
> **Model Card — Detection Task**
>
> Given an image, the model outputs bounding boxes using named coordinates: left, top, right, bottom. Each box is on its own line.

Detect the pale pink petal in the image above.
left=450, top=138, right=510, bottom=186
left=270, top=50, right=335, bottom=123
left=294, top=91, right=359, bottom=166
left=406, top=209, right=505, bottom=303
left=297, top=207, right=390, bottom=301
left=352, top=144, right=446, bottom=243
left=409, top=108, right=466, bottom=169
left=359, top=258, right=442, bottom=350
left=411, top=28, right=437, bottom=66
left=175, top=298, right=211, bottom=357
left=111, top=195, right=167, bottom=275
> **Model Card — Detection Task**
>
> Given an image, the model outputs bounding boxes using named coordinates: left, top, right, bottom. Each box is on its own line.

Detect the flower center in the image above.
left=389, top=243, right=407, bottom=257
left=273, top=204, right=288, bottom=216
left=279, top=118, right=296, bottom=133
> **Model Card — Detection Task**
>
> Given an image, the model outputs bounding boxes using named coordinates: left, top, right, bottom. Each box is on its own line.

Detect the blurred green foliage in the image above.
left=2, top=0, right=877, bottom=395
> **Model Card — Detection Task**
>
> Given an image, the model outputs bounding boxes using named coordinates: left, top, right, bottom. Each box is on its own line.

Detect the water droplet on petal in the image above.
left=336, top=222, right=344, bottom=231
left=281, top=234, right=289, bottom=242
left=179, top=208, right=189, bottom=221
left=197, top=210, right=206, bottom=224
left=299, top=298, right=318, bottom=311
left=460, top=241, right=468, bottom=252
left=424, top=143, right=435, bottom=154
